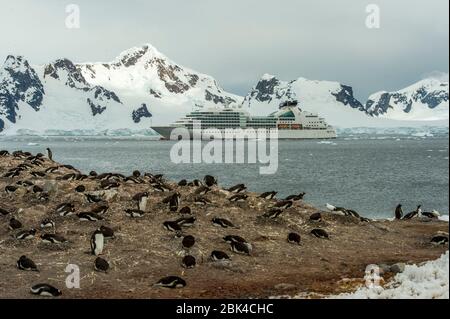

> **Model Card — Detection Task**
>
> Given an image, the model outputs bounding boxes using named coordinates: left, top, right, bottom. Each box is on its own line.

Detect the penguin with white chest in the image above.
left=132, top=192, right=149, bottom=211
left=90, top=230, right=104, bottom=256
left=155, top=276, right=186, bottom=289
left=17, top=255, right=39, bottom=271
left=30, top=283, right=62, bottom=297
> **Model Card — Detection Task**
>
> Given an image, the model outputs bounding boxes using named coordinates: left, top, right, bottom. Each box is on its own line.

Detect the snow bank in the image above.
left=332, top=251, right=449, bottom=299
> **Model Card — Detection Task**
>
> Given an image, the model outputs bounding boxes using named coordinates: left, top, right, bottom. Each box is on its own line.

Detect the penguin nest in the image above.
left=0, top=153, right=448, bottom=299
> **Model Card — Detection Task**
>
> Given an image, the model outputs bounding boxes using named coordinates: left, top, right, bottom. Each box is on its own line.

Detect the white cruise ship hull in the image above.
left=152, top=126, right=337, bottom=140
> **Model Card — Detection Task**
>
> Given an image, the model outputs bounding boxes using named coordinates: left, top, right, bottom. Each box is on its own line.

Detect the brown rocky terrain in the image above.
left=0, top=150, right=448, bottom=299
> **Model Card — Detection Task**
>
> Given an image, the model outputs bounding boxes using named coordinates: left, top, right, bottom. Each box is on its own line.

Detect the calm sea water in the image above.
left=1, top=135, right=448, bottom=219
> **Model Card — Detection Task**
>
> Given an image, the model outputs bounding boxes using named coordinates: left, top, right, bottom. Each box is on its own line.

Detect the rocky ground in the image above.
left=0, top=150, right=448, bottom=299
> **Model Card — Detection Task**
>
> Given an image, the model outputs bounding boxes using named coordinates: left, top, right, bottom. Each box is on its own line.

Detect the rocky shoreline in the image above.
left=0, top=149, right=448, bottom=298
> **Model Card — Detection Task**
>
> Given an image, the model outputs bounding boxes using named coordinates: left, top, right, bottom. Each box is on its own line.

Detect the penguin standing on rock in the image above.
left=91, top=230, right=104, bottom=256
left=169, top=193, right=181, bottom=212
left=132, top=192, right=149, bottom=211
left=395, top=204, right=403, bottom=219
left=46, top=148, right=53, bottom=161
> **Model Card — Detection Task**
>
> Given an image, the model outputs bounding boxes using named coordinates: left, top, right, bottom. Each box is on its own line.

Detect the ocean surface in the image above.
left=0, top=135, right=448, bottom=219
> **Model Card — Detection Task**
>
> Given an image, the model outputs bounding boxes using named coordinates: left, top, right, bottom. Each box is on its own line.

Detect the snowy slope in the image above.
left=365, top=79, right=449, bottom=121
left=77, top=44, right=241, bottom=126
left=243, top=74, right=449, bottom=127
left=332, top=251, right=449, bottom=299
left=242, top=74, right=386, bottom=127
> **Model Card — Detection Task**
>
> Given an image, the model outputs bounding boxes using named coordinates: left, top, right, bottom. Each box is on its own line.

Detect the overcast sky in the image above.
left=0, top=0, right=448, bottom=100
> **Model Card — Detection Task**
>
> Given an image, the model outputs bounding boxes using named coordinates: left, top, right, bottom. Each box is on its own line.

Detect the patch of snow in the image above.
left=331, top=251, right=449, bottom=299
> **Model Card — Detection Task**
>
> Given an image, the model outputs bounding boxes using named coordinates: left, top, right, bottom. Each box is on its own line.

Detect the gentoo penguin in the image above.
left=30, top=171, right=46, bottom=178
left=5, top=185, right=18, bottom=194
left=40, top=218, right=55, bottom=229
left=75, top=185, right=86, bottom=193
left=32, top=185, right=43, bottom=193
left=326, top=204, right=348, bottom=216
left=41, top=233, right=67, bottom=244
left=55, top=203, right=75, bottom=216
left=46, top=148, right=53, bottom=161
left=15, top=229, right=36, bottom=240
left=98, top=225, right=115, bottom=239
left=309, top=212, right=322, bottom=222
left=100, top=180, right=120, bottom=190
left=163, top=221, right=182, bottom=232
left=178, top=179, right=188, bottom=186
left=261, top=208, right=283, bottom=219
left=132, top=170, right=141, bottom=178
left=45, top=166, right=59, bottom=173
left=94, top=257, right=109, bottom=273
left=311, top=228, right=330, bottom=239
left=85, top=193, right=103, bottom=204
left=181, top=255, right=196, bottom=269
left=223, top=235, right=247, bottom=244
left=230, top=241, right=251, bottom=255
left=132, top=192, right=149, bottom=211
left=175, top=216, right=196, bottom=227
left=77, top=212, right=103, bottom=222
left=91, top=230, right=104, bottom=256
left=422, top=210, right=441, bottom=219
left=38, top=192, right=50, bottom=202
left=193, top=196, right=211, bottom=206
left=395, top=204, right=403, bottom=219
left=227, top=184, right=246, bottom=193
left=125, top=209, right=145, bottom=218
left=259, top=191, right=277, bottom=200
left=287, top=232, right=301, bottom=245
left=17, top=180, right=34, bottom=187
left=285, top=192, right=306, bottom=201
left=17, top=255, right=39, bottom=271
left=212, top=217, right=236, bottom=228
left=0, top=207, right=11, bottom=216
left=403, top=205, right=422, bottom=220
left=89, top=171, right=98, bottom=177
left=30, top=283, right=62, bottom=297
left=61, top=173, right=76, bottom=181
left=155, top=276, right=186, bottom=288
left=9, top=217, right=23, bottom=230
left=195, top=186, right=211, bottom=195
left=228, top=194, right=248, bottom=202
left=273, top=200, right=293, bottom=210
left=190, top=179, right=203, bottom=187
left=169, top=193, right=181, bottom=212
left=0, top=150, right=9, bottom=156
left=431, top=234, right=448, bottom=245
left=91, top=205, right=109, bottom=215
left=211, top=250, right=230, bottom=261
left=179, top=206, right=192, bottom=214
left=203, top=175, right=217, bottom=187
left=182, top=235, right=195, bottom=249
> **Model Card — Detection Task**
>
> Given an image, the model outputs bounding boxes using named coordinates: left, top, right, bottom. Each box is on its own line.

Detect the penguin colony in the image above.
left=0, top=149, right=448, bottom=297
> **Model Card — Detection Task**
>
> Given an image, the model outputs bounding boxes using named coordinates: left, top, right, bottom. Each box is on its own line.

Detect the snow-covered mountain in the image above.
left=243, top=74, right=448, bottom=127
left=365, top=78, right=449, bottom=121
left=0, top=44, right=240, bottom=135
left=0, top=43, right=448, bottom=135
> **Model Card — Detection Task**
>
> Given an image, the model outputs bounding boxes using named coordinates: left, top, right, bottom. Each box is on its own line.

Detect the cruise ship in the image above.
left=151, top=100, right=337, bottom=140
